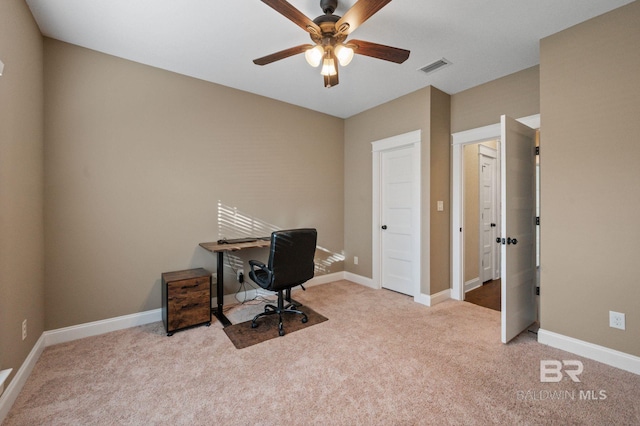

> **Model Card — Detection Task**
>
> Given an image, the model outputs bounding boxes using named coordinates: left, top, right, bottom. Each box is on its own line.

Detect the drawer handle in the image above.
left=181, top=283, right=202, bottom=289
left=180, top=303, right=202, bottom=310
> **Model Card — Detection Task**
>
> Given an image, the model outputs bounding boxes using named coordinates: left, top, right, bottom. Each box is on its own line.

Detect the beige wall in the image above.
left=540, top=1, right=640, bottom=356
left=344, top=87, right=450, bottom=295
left=43, top=39, right=344, bottom=330
left=428, top=88, right=452, bottom=294
left=344, top=89, right=429, bottom=281
left=451, top=66, right=540, bottom=133
left=0, top=0, right=45, bottom=387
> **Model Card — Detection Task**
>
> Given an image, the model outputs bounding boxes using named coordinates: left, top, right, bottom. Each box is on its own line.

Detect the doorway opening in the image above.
left=462, top=131, right=540, bottom=313
left=452, top=114, right=540, bottom=343
left=463, top=140, right=501, bottom=310
left=451, top=114, right=539, bottom=302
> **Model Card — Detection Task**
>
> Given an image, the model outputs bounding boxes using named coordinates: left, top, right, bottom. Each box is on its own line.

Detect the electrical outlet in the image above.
left=237, top=269, right=244, bottom=283
left=22, top=319, right=27, bottom=340
left=354, top=256, right=358, bottom=265
left=609, top=311, right=625, bottom=330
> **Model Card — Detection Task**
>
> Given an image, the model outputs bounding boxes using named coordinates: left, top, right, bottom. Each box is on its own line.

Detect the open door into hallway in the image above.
left=452, top=114, right=539, bottom=343
left=499, top=115, right=537, bottom=343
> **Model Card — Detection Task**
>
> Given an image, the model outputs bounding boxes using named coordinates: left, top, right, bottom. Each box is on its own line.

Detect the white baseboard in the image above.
left=415, top=288, right=451, bottom=307
left=430, top=289, right=451, bottom=306
left=343, top=271, right=375, bottom=288
left=309, top=271, right=348, bottom=287
left=464, top=277, right=481, bottom=293
left=538, top=328, right=640, bottom=376
left=32, top=273, right=352, bottom=352
left=0, top=334, right=46, bottom=422
left=341, top=271, right=451, bottom=307
left=414, top=292, right=431, bottom=306
left=44, top=309, right=162, bottom=347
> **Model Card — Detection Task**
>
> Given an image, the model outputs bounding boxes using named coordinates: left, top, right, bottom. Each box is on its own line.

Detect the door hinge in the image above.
left=536, top=286, right=540, bottom=296
left=535, top=146, right=540, bottom=155
left=536, top=216, right=540, bottom=226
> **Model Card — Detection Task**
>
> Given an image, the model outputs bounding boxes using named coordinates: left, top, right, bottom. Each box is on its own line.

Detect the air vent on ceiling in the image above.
left=419, top=58, right=451, bottom=75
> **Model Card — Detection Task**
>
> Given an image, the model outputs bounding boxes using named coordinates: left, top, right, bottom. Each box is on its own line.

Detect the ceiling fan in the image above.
left=253, top=0, right=410, bottom=88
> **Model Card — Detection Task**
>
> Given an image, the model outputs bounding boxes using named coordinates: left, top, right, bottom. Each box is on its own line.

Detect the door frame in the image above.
left=372, top=130, right=423, bottom=303
left=451, top=115, right=539, bottom=301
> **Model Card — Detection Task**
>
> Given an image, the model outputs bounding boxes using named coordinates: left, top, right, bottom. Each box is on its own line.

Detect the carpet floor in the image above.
left=4, top=280, right=639, bottom=425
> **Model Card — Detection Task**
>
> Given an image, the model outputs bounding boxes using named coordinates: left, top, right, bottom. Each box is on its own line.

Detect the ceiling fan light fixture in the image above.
left=305, top=45, right=324, bottom=67
left=334, top=43, right=354, bottom=66
left=253, top=0, right=411, bottom=89
left=320, top=57, right=337, bottom=76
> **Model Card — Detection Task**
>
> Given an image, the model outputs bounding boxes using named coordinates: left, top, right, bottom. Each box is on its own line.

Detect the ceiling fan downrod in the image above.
left=320, top=0, right=338, bottom=15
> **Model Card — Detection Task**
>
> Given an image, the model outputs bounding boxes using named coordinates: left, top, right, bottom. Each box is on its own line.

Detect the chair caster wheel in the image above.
left=302, top=317, right=308, bottom=323
left=251, top=322, right=258, bottom=329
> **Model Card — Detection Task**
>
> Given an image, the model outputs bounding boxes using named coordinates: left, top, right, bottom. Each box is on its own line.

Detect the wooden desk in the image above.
left=199, top=239, right=270, bottom=327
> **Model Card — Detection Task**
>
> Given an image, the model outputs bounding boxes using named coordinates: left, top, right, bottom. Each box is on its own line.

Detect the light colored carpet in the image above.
left=4, top=280, right=640, bottom=425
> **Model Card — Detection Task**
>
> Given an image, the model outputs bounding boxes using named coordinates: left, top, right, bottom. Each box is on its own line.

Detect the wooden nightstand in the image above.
left=162, top=268, right=212, bottom=336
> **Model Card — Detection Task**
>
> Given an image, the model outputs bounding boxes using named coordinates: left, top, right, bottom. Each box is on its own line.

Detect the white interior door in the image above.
left=479, top=146, right=498, bottom=282
left=380, top=146, right=416, bottom=296
left=501, top=115, right=537, bottom=343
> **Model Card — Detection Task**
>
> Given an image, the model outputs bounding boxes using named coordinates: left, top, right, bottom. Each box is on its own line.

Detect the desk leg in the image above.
left=213, top=251, right=232, bottom=327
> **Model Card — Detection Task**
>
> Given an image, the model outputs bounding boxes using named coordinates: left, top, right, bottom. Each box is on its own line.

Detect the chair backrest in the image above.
left=267, top=228, right=317, bottom=291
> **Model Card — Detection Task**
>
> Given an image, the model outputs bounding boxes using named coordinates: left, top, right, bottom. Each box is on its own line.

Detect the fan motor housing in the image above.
left=312, top=14, right=343, bottom=43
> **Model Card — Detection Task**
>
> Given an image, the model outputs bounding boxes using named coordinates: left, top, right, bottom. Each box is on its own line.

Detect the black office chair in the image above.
left=248, top=228, right=317, bottom=336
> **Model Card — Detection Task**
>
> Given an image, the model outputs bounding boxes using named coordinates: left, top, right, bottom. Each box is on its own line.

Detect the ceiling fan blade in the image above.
left=261, top=0, right=322, bottom=36
left=349, top=39, right=410, bottom=64
left=253, top=44, right=314, bottom=65
left=335, top=0, right=392, bottom=35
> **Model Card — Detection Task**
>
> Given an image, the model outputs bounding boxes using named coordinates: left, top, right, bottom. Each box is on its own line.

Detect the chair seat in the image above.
left=249, top=269, right=270, bottom=289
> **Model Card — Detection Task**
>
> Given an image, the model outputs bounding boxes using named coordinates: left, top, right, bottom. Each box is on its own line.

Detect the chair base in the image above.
left=251, top=291, right=308, bottom=336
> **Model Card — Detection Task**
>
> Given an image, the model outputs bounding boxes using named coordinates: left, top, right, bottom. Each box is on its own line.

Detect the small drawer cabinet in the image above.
left=162, top=268, right=212, bottom=336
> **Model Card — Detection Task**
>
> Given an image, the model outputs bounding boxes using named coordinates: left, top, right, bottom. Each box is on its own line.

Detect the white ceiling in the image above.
left=26, top=0, right=633, bottom=118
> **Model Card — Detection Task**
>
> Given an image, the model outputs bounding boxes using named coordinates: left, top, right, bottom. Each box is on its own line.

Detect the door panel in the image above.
left=381, top=147, right=415, bottom=296
left=501, top=115, right=537, bottom=343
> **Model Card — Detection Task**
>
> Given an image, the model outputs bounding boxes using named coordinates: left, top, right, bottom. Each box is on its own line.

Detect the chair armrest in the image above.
left=249, top=259, right=266, bottom=270
left=249, top=259, right=272, bottom=285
